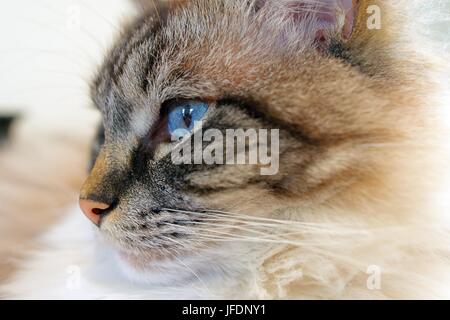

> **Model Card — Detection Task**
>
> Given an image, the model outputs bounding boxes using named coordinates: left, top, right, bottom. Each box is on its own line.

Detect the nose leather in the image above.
left=79, top=198, right=110, bottom=226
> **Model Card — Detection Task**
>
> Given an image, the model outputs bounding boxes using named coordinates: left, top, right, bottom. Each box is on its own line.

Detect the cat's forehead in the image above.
left=92, top=1, right=290, bottom=113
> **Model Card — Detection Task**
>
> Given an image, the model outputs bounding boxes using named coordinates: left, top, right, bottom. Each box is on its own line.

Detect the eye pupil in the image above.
left=182, top=107, right=193, bottom=127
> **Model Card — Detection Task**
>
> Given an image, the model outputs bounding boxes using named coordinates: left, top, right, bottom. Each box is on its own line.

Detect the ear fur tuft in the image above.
left=255, top=0, right=358, bottom=48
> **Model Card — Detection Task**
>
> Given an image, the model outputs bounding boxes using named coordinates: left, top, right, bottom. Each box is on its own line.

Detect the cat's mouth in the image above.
left=97, top=207, right=229, bottom=271
left=100, top=220, right=200, bottom=267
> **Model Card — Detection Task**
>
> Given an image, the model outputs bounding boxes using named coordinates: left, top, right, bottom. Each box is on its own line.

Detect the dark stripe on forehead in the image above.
left=92, top=3, right=171, bottom=132
left=111, top=5, right=169, bottom=87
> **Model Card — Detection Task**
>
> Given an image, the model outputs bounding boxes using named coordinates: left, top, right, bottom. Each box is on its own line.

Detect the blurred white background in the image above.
left=0, top=0, right=139, bottom=133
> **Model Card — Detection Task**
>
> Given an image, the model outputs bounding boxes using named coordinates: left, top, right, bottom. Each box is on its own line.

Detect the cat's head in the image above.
left=79, top=0, right=426, bottom=282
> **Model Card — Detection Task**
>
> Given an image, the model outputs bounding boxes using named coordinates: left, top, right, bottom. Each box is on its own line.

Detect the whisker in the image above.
left=163, top=207, right=349, bottom=229
left=161, top=222, right=346, bottom=247
left=171, top=218, right=362, bottom=239
left=196, top=216, right=360, bottom=234
left=149, top=0, right=162, bottom=23
left=158, top=236, right=216, bottom=297
left=78, top=0, right=121, bottom=32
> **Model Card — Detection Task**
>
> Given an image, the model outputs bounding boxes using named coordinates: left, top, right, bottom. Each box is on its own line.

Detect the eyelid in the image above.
left=163, top=98, right=212, bottom=109
left=162, top=98, right=215, bottom=119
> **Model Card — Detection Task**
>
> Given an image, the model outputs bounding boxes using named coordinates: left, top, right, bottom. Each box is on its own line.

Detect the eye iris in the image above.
left=168, top=101, right=208, bottom=139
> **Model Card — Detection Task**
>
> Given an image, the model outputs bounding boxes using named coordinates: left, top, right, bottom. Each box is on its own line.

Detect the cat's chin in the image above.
left=117, top=249, right=170, bottom=267
left=113, top=248, right=204, bottom=285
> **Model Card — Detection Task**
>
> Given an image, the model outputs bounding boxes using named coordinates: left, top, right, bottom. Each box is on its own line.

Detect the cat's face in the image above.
left=80, top=0, right=414, bottom=280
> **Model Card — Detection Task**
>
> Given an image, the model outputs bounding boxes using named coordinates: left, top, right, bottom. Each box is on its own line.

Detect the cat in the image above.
left=1, top=0, right=450, bottom=299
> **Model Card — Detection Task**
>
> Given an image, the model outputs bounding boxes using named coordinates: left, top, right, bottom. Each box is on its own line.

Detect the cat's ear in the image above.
left=255, top=0, right=358, bottom=47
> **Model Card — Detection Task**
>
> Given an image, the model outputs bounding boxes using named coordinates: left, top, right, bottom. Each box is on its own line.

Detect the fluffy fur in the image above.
left=1, top=0, right=450, bottom=299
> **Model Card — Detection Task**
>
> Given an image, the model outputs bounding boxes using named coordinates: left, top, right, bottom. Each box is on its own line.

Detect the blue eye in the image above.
left=167, top=100, right=208, bottom=139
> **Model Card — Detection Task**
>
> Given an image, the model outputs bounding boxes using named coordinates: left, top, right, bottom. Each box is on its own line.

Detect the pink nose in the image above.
left=79, top=199, right=110, bottom=226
